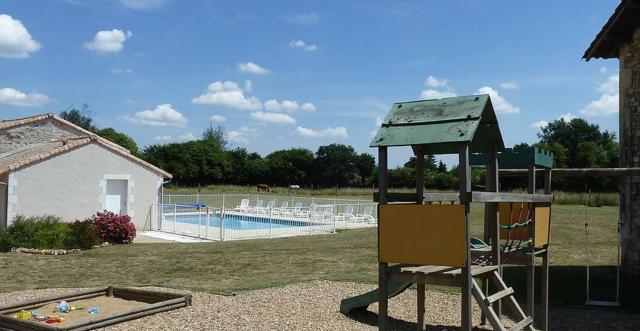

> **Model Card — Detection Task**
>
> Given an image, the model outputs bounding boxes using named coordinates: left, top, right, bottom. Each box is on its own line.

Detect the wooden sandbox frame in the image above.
left=0, top=286, right=192, bottom=331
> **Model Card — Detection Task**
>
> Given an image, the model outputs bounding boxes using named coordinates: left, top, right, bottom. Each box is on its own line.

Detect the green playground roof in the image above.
left=470, top=147, right=554, bottom=169
left=369, top=94, right=505, bottom=154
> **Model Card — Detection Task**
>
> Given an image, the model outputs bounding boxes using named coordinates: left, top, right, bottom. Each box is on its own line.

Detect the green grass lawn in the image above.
left=0, top=204, right=627, bottom=306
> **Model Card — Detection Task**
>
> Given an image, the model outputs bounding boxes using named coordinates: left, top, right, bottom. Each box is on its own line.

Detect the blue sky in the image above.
left=0, top=0, right=621, bottom=167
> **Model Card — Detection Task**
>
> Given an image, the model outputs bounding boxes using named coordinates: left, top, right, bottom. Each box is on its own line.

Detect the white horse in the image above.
left=288, top=185, right=300, bottom=195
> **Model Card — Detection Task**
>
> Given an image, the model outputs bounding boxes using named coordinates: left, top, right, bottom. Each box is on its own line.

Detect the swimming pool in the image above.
left=162, top=213, right=315, bottom=230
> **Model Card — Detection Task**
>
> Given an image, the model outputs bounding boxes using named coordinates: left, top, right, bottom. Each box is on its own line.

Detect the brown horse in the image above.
left=257, top=184, right=270, bottom=192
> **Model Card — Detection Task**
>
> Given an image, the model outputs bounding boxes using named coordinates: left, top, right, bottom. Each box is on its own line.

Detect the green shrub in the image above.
left=67, top=220, right=103, bottom=249
left=7, top=215, right=74, bottom=249
left=0, top=229, right=12, bottom=252
left=33, top=222, right=72, bottom=249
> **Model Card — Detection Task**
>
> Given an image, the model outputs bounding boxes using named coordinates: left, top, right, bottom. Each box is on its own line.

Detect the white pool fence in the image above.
left=147, top=194, right=378, bottom=241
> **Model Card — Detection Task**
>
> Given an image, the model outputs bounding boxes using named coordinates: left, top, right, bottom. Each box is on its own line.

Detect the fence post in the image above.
left=173, top=204, right=177, bottom=235
left=206, top=207, right=209, bottom=239
left=221, top=210, right=225, bottom=241
left=198, top=207, right=202, bottom=238
left=269, top=208, right=273, bottom=238
left=222, top=193, right=226, bottom=211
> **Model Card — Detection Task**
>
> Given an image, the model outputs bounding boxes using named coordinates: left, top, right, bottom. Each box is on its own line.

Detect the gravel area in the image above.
left=1, top=281, right=639, bottom=330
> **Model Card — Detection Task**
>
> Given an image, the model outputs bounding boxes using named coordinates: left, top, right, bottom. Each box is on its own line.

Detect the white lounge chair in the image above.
left=323, top=205, right=335, bottom=220
left=258, top=200, right=275, bottom=214
left=286, top=202, right=303, bottom=217
left=302, top=203, right=318, bottom=219
left=248, top=199, right=263, bottom=213
left=337, top=205, right=355, bottom=222
left=272, top=201, right=289, bottom=216
left=234, top=199, right=250, bottom=212
left=355, top=205, right=375, bottom=223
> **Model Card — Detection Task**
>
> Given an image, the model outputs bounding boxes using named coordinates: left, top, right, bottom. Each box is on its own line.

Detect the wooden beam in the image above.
left=416, top=148, right=425, bottom=204
left=500, top=167, right=640, bottom=177
left=528, top=165, right=536, bottom=194
left=459, top=143, right=473, bottom=331
left=377, top=146, right=389, bottom=330
left=469, top=192, right=553, bottom=203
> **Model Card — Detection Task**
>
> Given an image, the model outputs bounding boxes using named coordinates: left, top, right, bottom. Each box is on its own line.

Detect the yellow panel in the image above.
left=499, top=202, right=532, bottom=241
left=379, top=204, right=466, bottom=267
left=534, top=204, right=552, bottom=247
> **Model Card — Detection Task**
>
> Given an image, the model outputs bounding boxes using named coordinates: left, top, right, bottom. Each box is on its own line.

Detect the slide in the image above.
left=340, top=280, right=413, bottom=315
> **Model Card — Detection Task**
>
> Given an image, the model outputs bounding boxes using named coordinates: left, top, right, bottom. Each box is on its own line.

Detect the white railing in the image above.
left=151, top=193, right=377, bottom=241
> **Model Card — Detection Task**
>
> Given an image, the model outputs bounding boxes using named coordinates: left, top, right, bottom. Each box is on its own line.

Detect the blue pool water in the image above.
left=163, top=213, right=314, bottom=230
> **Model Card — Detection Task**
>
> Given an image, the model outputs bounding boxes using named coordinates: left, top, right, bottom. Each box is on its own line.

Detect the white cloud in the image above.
left=599, top=67, right=608, bottom=73
left=476, top=86, right=520, bottom=114
left=425, top=75, right=447, bottom=88
left=250, top=111, right=296, bottom=124
left=0, top=14, right=41, bottom=58
left=179, top=132, right=197, bottom=141
left=85, top=29, right=132, bottom=54
left=123, top=104, right=187, bottom=127
left=581, top=94, right=619, bottom=116
left=296, top=126, right=348, bottom=139
left=281, top=13, right=320, bottom=25
left=300, top=102, right=316, bottom=112
left=289, top=40, right=318, bottom=51
left=530, top=120, right=548, bottom=129
left=120, top=0, right=167, bottom=10
left=421, top=75, right=456, bottom=99
left=237, top=62, right=270, bottom=75
left=153, top=135, right=172, bottom=142
left=111, top=68, right=133, bottom=74
left=209, top=115, right=226, bottom=123
left=500, top=81, right=519, bottom=90
left=264, top=99, right=316, bottom=112
left=227, top=126, right=256, bottom=144
left=597, top=74, right=618, bottom=95
left=191, top=80, right=262, bottom=110
left=559, top=113, right=575, bottom=122
left=420, top=89, right=457, bottom=99
left=0, top=87, right=49, bottom=107
left=581, top=74, right=619, bottom=116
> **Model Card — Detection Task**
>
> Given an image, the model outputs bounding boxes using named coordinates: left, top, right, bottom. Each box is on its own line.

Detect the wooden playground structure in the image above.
left=340, top=95, right=554, bottom=330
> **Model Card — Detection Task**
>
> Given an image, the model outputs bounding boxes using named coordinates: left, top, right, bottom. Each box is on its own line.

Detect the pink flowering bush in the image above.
left=90, top=211, right=136, bottom=244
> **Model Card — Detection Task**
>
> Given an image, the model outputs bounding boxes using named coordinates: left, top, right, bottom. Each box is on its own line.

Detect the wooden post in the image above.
left=526, top=165, right=536, bottom=319
left=539, top=168, right=551, bottom=331
left=415, top=147, right=426, bottom=331
left=378, top=146, right=389, bottom=330
left=417, top=281, right=425, bottom=331
left=459, top=143, right=473, bottom=331
left=486, top=144, right=501, bottom=318
left=415, top=147, right=425, bottom=204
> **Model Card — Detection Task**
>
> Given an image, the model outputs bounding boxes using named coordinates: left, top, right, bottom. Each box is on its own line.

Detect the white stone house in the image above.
left=0, top=113, right=172, bottom=230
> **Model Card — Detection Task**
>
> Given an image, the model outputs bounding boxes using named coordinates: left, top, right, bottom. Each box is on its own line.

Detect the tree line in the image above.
left=60, top=106, right=620, bottom=192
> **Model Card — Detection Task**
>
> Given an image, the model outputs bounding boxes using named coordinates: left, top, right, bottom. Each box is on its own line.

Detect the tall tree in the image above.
left=59, top=104, right=96, bottom=132
left=202, top=125, right=228, bottom=150
left=537, top=118, right=618, bottom=168
left=313, top=144, right=360, bottom=187
left=96, top=128, right=140, bottom=156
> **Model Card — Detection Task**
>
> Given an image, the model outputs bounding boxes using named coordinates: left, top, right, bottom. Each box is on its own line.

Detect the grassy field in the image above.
left=166, top=184, right=620, bottom=206
left=0, top=204, right=625, bottom=306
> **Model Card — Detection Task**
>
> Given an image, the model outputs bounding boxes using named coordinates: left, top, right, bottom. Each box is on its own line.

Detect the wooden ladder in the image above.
left=471, top=271, right=536, bottom=331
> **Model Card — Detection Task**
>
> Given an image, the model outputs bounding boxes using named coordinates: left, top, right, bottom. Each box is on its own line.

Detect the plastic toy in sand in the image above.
left=45, top=315, right=64, bottom=324
left=88, top=306, right=100, bottom=314
left=54, top=300, right=83, bottom=313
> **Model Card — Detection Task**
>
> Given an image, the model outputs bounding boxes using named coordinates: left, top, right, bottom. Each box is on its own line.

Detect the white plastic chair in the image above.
left=355, top=205, right=375, bottom=223
left=234, top=199, right=250, bottom=212
left=337, top=205, right=355, bottom=221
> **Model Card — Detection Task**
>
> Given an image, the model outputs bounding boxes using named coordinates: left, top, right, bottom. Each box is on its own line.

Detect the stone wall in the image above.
left=618, top=27, right=640, bottom=281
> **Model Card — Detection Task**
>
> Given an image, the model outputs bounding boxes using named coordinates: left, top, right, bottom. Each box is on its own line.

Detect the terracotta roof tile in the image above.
left=0, top=114, right=172, bottom=178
